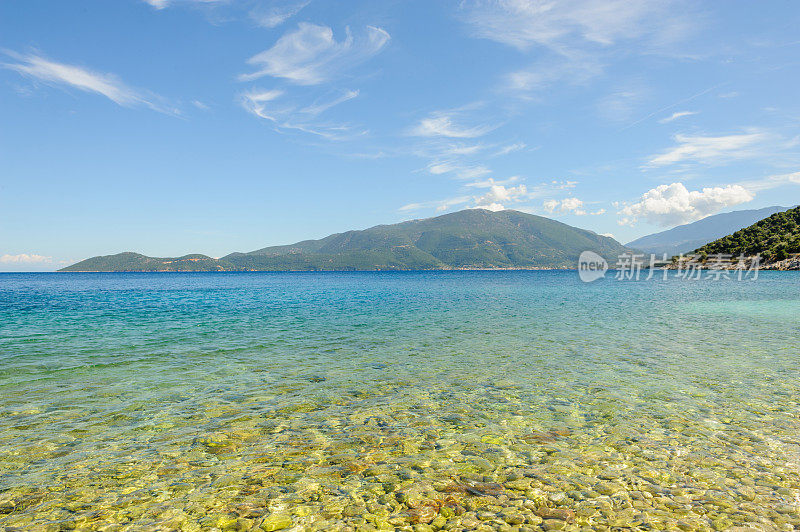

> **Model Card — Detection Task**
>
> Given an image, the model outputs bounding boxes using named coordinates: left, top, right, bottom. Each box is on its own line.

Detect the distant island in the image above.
left=60, top=209, right=631, bottom=272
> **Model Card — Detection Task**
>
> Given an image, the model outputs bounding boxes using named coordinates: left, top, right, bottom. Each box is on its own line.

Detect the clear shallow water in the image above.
left=1, top=271, right=799, bottom=532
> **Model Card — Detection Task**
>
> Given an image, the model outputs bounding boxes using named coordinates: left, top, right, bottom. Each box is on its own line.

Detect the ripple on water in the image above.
left=0, top=271, right=799, bottom=530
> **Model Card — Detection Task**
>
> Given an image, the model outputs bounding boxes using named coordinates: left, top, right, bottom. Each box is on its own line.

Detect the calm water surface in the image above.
left=1, top=271, right=799, bottom=531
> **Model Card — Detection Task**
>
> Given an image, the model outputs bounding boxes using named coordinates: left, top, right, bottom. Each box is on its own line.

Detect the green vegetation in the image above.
left=60, top=209, right=632, bottom=271
left=60, top=252, right=236, bottom=272
left=694, top=206, right=800, bottom=262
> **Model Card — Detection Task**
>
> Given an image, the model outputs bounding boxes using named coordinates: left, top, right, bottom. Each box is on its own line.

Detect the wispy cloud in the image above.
left=462, top=0, right=693, bottom=98
left=646, top=130, right=771, bottom=167
left=460, top=0, right=688, bottom=51
left=2, top=51, right=175, bottom=114
left=249, top=1, right=309, bottom=28
left=740, top=171, right=800, bottom=192
left=240, top=88, right=362, bottom=140
left=300, top=89, right=359, bottom=116
left=465, top=176, right=522, bottom=188
left=240, top=23, right=390, bottom=85
left=424, top=161, right=492, bottom=179
left=597, top=87, right=648, bottom=123
left=505, top=54, right=604, bottom=93
left=143, top=0, right=228, bottom=9
left=659, top=110, right=697, bottom=123
left=617, top=182, right=754, bottom=226
left=411, top=110, right=496, bottom=138
left=399, top=196, right=471, bottom=212
left=493, top=142, right=526, bottom=157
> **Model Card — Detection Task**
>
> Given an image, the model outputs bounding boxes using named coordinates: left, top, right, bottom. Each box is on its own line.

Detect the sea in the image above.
left=1, top=271, right=799, bottom=531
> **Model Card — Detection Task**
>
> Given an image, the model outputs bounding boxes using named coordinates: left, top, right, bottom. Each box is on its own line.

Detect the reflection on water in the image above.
left=1, top=271, right=799, bottom=531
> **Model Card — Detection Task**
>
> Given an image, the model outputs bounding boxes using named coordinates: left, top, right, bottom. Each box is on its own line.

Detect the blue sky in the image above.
left=1, top=0, right=799, bottom=271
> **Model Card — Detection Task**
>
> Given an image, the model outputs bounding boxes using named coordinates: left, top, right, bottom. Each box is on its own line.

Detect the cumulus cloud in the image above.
left=646, top=131, right=770, bottom=167
left=543, top=197, right=604, bottom=216
left=617, top=182, right=754, bottom=226
left=400, top=179, right=583, bottom=214
left=2, top=51, right=173, bottom=113
left=240, top=23, right=390, bottom=85
left=400, top=183, right=531, bottom=213
left=474, top=184, right=529, bottom=210
left=0, top=253, right=52, bottom=264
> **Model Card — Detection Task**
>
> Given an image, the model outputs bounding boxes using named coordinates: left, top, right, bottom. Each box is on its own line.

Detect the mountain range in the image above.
left=625, top=206, right=788, bottom=256
left=60, top=209, right=631, bottom=271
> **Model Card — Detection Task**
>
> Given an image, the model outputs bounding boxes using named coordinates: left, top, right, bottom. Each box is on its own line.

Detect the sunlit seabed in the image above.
left=1, top=271, right=799, bottom=531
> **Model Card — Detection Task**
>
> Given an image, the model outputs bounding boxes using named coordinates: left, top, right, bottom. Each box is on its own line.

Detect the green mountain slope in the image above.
left=60, top=209, right=632, bottom=271
left=694, top=206, right=800, bottom=262
left=626, top=206, right=787, bottom=256
left=60, top=252, right=235, bottom=272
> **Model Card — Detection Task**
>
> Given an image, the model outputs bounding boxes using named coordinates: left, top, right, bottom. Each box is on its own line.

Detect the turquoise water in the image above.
left=1, top=271, right=799, bottom=531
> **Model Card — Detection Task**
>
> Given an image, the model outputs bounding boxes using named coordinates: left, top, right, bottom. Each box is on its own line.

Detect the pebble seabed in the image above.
left=2, top=372, right=800, bottom=532
left=1, top=272, right=800, bottom=531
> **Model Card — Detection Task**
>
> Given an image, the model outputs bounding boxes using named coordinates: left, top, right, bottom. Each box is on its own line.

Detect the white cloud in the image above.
left=192, top=99, right=209, bottom=110
left=506, top=54, right=604, bottom=93
left=401, top=179, right=583, bottom=214
left=543, top=197, right=604, bottom=216
left=400, top=196, right=471, bottom=212
left=617, top=182, right=754, bottom=226
left=424, top=160, right=491, bottom=179
left=474, top=184, right=529, bottom=209
left=462, top=0, right=692, bottom=96
left=461, top=0, right=684, bottom=50
left=475, top=203, right=506, bottom=212
left=646, top=131, right=770, bottom=167
left=466, top=176, right=522, bottom=188
left=740, top=171, right=800, bottom=192
left=143, top=0, right=227, bottom=9
left=249, top=1, right=309, bottom=28
left=0, top=253, right=52, bottom=264
left=300, top=89, right=359, bottom=116
left=493, top=142, right=526, bottom=157
left=597, top=88, right=647, bottom=123
left=411, top=111, right=496, bottom=138
left=658, top=110, right=697, bottom=123
left=441, top=143, right=484, bottom=156
left=240, top=88, right=285, bottom=120
left=240, top=88, right=362, bottom=140
left=2, top=51, right=173, bottom=113
left=240, top=23, right=390, bottom=85
left=457, top=165, right=492, bottom=179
